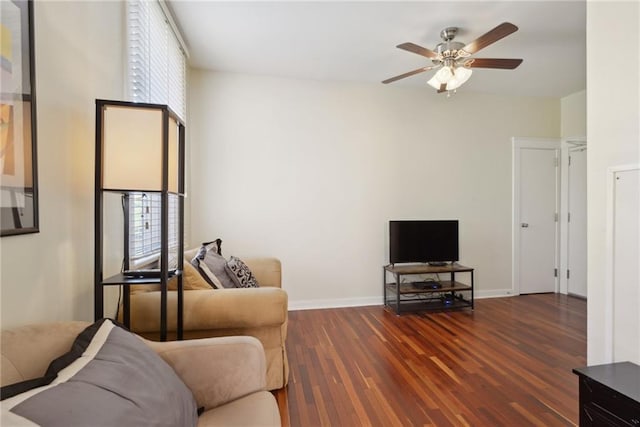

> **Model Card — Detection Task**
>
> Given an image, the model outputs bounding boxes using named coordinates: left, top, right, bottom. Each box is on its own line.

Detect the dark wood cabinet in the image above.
left=573, top=362, right=640, bottom=426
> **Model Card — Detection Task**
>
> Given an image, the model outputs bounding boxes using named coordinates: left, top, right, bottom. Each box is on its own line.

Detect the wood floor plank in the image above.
left=280, top=294, right=585, bottom=426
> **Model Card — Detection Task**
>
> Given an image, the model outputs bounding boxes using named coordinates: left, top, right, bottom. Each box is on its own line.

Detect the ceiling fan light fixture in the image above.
left=446, top=66, right=473, bottom=90
left=427, top=74, right=442, bottom=90
left=383, top=22, right=521, bottom=93
left=427, top=65, right=473, bottom=91
left=435, top=66, right=453, bottom=83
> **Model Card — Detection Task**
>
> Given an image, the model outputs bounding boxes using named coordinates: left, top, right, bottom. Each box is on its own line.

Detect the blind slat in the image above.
left=128, top=192, right=179, bottom=265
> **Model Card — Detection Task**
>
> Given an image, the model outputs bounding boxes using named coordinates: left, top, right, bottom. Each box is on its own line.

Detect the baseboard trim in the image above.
left=475, top=289, right=516, bottom=299
left=289, top=290, right=515, bottom=311
left=289, top=297, right=381, bottom=311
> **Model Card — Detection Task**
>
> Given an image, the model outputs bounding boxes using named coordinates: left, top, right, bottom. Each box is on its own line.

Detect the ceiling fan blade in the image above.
left=437, top=83, right=447, bottom=93
left=467, top=58, right=523, bottom=69
left=382, top=66, right=434, bottom=84
left=461, top=22, right=518, bottom=55
left=397, top=42, right=439, bottom=59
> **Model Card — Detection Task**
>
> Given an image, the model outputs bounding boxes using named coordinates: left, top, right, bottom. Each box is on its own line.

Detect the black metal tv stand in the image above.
left=383, top=263, right=474, bottom=314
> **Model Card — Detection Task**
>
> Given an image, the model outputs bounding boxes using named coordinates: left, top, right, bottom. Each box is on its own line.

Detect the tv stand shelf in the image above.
left=383, top=263, right=474, bottom=314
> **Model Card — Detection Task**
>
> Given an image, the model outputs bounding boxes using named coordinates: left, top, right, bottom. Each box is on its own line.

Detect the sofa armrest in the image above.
left=143, top=335, right=267, bottom=410
left=1, top=321, right=90, bottom=386
left=130, top=287, right=288, bottom=333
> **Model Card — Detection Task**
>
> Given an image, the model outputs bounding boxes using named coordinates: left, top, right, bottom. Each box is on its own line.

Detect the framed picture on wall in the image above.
left=1, top=0, right=39, bottom=236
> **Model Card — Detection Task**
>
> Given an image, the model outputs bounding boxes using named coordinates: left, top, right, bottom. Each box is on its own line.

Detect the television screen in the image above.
left=389, top=220, right=459, bottom=264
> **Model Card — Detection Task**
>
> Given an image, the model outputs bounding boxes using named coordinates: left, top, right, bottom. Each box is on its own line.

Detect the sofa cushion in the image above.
left=171, top=261, right=213, bottom=291
left=1, top=319, right=198, bottom=427
left=129, top=262, right=211, bottom=295
left=226, top=256, right=260, bottom=288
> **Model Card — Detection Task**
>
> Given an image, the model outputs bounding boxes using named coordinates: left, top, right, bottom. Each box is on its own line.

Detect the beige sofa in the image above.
left=127, top=251, right=289, bottom=390
left=1, top=321, right=281, bottom=426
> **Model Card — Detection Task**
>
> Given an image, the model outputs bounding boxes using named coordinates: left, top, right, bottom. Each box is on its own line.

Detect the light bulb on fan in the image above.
left=427, top=65, right=472, bottom=91
left=427, top=65, right=453, bottom=89
left=436, top=66, right=453, bottom=83
left=446, top=67, right=473, bottom=91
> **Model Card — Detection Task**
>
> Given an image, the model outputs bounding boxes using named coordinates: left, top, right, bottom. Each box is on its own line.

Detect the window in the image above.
left=127, top=193, right=179, bottom=269
left=127, top=0, right=186, bottom=119
left=125, top=0, right=186, bottom=268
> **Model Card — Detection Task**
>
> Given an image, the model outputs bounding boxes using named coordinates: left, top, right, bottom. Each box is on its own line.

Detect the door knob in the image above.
left=521, top=223, right=529, bottom=228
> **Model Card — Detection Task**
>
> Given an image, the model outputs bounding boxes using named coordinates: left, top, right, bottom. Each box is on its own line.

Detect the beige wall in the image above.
left=586, top=1, right=640, bottom=364
left=0, top=1, right=125, bottom=329
left=561, top=90, right=586, bottom=139
left=188, top=70, right=560, bottom=308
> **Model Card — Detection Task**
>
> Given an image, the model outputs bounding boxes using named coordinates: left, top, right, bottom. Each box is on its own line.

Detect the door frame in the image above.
left=512, top=137, right=561, bottom=295
left=604, top=163, right=640, bottom=363
left=559, top=137, right=587, bottom=295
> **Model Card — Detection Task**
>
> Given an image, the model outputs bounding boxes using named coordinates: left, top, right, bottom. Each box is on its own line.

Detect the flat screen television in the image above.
left=389, top=220, right=459, bottom=264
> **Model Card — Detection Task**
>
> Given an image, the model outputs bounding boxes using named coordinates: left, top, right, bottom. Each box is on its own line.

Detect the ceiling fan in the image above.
left=382, top=22, right=523, bottom=94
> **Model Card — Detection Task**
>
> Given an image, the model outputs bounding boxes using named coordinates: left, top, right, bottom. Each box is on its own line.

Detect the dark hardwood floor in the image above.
left=274, top=294, right=586, bottom=426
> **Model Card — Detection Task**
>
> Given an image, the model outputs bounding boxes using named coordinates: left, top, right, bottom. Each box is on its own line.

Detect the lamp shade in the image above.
left=167, top=116, right=179, bottom=194
left=100, top=103, right=180, bottom=193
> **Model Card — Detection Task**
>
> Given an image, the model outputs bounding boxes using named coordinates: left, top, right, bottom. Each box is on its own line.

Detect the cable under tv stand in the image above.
left=383, top=263, right=474, bottom=314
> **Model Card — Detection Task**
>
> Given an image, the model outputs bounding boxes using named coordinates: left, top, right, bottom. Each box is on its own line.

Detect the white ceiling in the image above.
left=168, top=1, right=586, bottom=98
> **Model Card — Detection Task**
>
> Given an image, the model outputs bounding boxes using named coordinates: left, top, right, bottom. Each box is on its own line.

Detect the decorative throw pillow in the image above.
left=196, top=260, right=225, bottom=289
left=191, top=243, right=223, bottom=289
left=226, top=256, right=260, bottom=288
left=202, top=239, right=222, bottom=256
left=191, top=243, right=236, bottom=289
left=1, top=319, right=198, bottom=426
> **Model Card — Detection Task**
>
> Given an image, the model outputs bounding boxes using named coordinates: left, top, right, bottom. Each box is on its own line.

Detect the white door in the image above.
left=513, top=139, right=560, bottom=294
left=567, top=148, right=587, bottom=297
left=612, top=167, right=640, bottom=364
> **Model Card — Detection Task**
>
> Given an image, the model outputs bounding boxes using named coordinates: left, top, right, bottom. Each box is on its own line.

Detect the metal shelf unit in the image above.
left=383, top=263, right=474, bottom=314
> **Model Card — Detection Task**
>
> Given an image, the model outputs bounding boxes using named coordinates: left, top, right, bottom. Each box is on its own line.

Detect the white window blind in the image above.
left=127, top=0, right=186, bottom=119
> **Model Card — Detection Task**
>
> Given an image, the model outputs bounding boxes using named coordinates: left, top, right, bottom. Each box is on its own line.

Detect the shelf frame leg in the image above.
left=395, top=273, right=401, bottom=315
left=471, top=270, right=475, bottom=310
left=382, top=267, right=387, bottom=307
left=123, top=284, right=130, bottom=328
